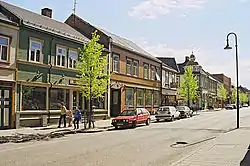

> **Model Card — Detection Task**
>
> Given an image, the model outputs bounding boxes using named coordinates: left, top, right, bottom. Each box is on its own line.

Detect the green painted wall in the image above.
left=18, top=26, right=83, bottom=83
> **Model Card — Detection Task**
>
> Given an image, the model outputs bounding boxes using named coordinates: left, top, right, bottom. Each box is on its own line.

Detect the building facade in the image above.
left=157, top=58, right=179, bottom=106
left=1, top=1, right=91, bottom=127
left=66, top=14, right=162, bottom=116
left=0, top=11, right=19, bottom=129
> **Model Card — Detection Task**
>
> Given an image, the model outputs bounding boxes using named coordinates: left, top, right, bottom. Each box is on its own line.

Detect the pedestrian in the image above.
left=58, top=102, right=67, bottom=128
left=67, top=109, right=73, bottom=127
left=73, top=106, right=82, bottom=130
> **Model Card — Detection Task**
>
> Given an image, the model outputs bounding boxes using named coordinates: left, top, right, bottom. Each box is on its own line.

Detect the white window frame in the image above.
left=144, top=63, right=149, bottom=79
left=29, top=39, right=42, bottom=63
left=0, top=35, right=9, bottom=62
left=126, top=58, right=132, bottom=75
left=113, top=53, right=119, bottom=73
left=151, top=66, right=156, bottom=81
left=56, top=46, right=67, bottom=67
left=133, top=60, right=139, bottom=77
left=68, top=49, right=78, bottom=68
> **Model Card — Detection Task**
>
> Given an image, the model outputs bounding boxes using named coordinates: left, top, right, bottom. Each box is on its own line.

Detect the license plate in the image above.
left=117, top=123, right=123, bottom=126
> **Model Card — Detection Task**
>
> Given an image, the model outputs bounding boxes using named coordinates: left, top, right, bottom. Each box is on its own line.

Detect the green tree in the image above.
left=76, top=31, right=110, bottom=129
left=217, top=85, right=228, bottom=107
left=241, top=92, right=249, bottom=104
left=232, top=88, right=237, bottom=104
left=179, top=66, right=198, bottom=107
left=240, top=92, right=244, bottom=104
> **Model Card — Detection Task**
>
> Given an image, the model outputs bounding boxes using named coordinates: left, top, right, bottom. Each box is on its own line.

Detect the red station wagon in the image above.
left=111, top=108, right=151, bottom=129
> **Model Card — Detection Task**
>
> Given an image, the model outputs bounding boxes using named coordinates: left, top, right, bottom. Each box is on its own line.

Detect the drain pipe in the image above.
left=107, top=37, right=112, bottom=117
left=48, top=37, right=55, bottom=124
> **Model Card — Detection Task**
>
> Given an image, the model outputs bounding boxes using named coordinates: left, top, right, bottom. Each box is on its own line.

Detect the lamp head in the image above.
left=224, top=39, right=232, bottom=50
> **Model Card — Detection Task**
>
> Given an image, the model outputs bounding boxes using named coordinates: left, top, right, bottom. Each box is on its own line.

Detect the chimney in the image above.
left=185, top=56, right=189, bottom=62
left=41, top=8, right=52, bottom=18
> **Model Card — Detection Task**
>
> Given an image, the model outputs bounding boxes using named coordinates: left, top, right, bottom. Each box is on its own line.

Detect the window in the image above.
left=144, top=63, right=149, bottom=79
left=113, top=53, right=119, bottom=73
left=165, top=71, right=169, bottom=88
left=126, top=58, right=132, bottom=75
left=151, top=66, right=156, bottom=80
left=153, top=91, right=160, bottom=107
left=22, top=86, right=46, bottom=110
left=29, top=39, right=42, bottom=62
left=93, top=97, right=105, bottom=109
left=145, top=90, right=152, bottom=106
left=133, top=60, right=139, bottom=76
left=56, top=46, right=67, bottom=67
left=50, top=88, right=69, bottom=110
left=156, top=67, right=161, bottom=81
left=176, top=76, right=180, bottom=87
left=0, top=36, right=9, bottom=62
left=169, top=72, right=173, bottom=84
left=172, top=73, right=175, bottom=83
left=68, top=49, right=78, bottom=68
left=137, top=89, right=144, bottom=107
left=125, top=87, right=134, bottom=107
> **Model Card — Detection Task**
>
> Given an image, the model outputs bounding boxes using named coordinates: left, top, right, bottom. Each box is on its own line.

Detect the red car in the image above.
left=111, top=108, right=151, bottom=129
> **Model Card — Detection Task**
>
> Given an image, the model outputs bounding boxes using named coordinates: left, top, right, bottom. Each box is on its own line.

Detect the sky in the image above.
left=4, top=0, right=250, bottom=88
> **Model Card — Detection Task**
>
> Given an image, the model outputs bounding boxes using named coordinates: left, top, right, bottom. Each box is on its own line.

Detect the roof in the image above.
left=157, top=57, right=179, bottom=72
left=97, top=28, right=161, bottom=63
left=177, top=61, right=188, bottom=74
left=0, top=11, right=17, bottom=25
left=0, top=1, right=88, bottom=43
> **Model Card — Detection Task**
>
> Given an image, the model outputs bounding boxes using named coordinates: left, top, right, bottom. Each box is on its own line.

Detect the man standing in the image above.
left=58, top=102, right=67, bottom=128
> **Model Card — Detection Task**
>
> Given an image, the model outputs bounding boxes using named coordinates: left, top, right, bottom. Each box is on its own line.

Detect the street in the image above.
left=1, top=108, right=250, bottom=166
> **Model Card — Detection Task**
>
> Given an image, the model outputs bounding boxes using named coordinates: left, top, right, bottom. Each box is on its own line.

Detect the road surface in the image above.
left=1, top=108, right=250, bottom=166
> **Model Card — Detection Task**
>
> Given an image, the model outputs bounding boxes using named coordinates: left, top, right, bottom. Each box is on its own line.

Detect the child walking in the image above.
left=73, top=106, right=81, bottom=130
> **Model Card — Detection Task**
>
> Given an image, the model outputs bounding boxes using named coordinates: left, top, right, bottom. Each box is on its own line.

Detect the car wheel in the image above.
left=190, top=113, right=193, bottom=117
left=171, top=116, right=175, bottom=121
left=156, top=119, right=160, bottom=122
left=132, top=121, right=137, bottom=128
left=115, top=126, right=118, bottom=129
left=146, top=118, right=150, bottom=125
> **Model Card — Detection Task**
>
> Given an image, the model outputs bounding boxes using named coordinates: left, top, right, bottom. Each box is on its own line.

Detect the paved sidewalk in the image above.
left=0, top=119, right=113, bottom=137
left=171, top=128, right=250, bottom=166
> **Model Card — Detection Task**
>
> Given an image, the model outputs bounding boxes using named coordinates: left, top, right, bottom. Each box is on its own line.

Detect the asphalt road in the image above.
left=1, top=108, right=250, bottom=166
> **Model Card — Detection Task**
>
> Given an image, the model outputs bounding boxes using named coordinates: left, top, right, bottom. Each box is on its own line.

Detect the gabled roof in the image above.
left=97, top=28, right=161, bottom=63
left=0, top=1, right=88, bottom=43
left=0, top=11, right=17, bottom=26
left=157, top=57, right=179, bottom=72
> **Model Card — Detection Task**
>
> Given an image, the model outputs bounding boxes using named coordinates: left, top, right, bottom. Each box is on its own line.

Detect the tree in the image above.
left=240, top=92, right=244, bottom=104
left=217, top=84, right=227, bottom=107
left=232, top=88, right=237, bottom=104
left=240, top=92, right=249, bottom=104
left=76, top=31, right=110, bottom=129
left=179, top=66, right=198, bottom=107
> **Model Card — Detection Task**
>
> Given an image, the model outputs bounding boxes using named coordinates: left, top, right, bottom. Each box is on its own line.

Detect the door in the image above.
left=0, top=87, right=12, bottom=129
left=137, top=109, right=144, bottom=124
left=111, top=90, right=121, bottom=117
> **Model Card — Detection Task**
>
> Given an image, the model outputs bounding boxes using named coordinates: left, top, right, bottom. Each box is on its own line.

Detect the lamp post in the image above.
left=224, top=32, right=240, bottom=129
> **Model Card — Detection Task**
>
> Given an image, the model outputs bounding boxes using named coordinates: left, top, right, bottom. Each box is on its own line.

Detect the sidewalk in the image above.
left=171, top=128, right=250, bottom=166
left=0, top=119, right=113, bottom=137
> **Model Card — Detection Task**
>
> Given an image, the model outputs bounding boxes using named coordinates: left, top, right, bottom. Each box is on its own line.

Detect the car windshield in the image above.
left=159, top=107, right=169, bottom=111
left=176, top=106, right=185, bottom=110
left=120, top=110, right=137, bottom=116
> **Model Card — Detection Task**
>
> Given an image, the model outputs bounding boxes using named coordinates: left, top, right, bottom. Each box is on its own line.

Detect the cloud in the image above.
left=134, top=38, right=250, bottom=87
left=128, top=0, right=207, bottom=19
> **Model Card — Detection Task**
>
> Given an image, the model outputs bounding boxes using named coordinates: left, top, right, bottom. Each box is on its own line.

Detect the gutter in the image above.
left=107, top=37, right=112, bottom=117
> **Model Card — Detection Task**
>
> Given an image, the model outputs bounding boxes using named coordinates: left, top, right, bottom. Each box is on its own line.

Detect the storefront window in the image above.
left=153, top=91, right=160, bottom=107
left=22, top=86, right=46, bottom=110
left=145, top=90, right=152, bottom=107
left=50, top=88, right=69, bottom=110
left=92, top=97, right=105, bottom=109
left=137, top=89, right=144, bottom=107
left=126, top=87, right=134, bottom=107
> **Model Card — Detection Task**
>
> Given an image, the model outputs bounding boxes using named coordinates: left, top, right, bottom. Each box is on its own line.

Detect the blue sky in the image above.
left=4, top=0, right=250, bottom=88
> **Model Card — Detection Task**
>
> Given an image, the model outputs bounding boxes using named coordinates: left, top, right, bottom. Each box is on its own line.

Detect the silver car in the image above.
left=176, top=106, right=193, bottom=118
left=155, top=106, right=180, bottom=122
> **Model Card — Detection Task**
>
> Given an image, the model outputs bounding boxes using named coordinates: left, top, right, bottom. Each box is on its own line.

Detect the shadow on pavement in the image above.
left=107, top=124, right=146, bottom=131
left=240, top=145, right=250, bottom=166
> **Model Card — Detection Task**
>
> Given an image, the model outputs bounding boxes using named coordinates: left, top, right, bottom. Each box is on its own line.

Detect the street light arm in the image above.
left=226, top=32, right=238, bottom=46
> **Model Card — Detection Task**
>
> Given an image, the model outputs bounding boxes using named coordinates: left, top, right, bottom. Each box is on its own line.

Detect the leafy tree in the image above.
left=179, top=66, right=198, bottom=107
left=217, top=84, right=227, bottom=107
left=76, top=31, right=110, bottom=128
left=240, top=92, right=249, bottom=104
left=240, top=92, right=244, bottom=104
left=231, top=88, right=237, bottom=104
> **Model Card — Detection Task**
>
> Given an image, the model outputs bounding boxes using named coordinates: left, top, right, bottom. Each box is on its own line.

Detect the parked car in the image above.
left=243, top=103, right=249, bottom=107
left=111, top=108, right=151, bottom=129
left=225, top=104, right=234, bottom=110
left=176, top=106, right=193, bottom=118
left=231, top=104, right=237, bottom=109
left=155, top=106, right=180, bottom=122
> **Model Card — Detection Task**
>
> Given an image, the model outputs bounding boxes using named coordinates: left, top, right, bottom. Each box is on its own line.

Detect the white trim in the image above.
left=56, top=46, right=67, bottom=67
left=29, top=39, right=42, bottom=63
left=126, top=58, right=132, bottom=75
left=0, top=35, right=9, bottom=62
left=68, top=49, right=78, bottom=68
left=113, top=53, right=119, bottom=73
left=133, top=60, right=139, bottom=77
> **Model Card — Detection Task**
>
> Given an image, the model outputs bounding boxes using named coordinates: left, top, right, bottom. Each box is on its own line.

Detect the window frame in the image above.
left=145, top=89, right=152, bottom=107
left=136, top=88, right=144, bottom=107
left=68, top=48, right=78, bottom=68
left=29, top=39, right=42, bottom=63
left=151, top=65, right=156, bottom=81
left=56, top=46, right=67, bottom=67
left=143, top=63, right=149, bottom=79
left=0, top=35, right=10, bottom=63
left=112, top=53, right=120, bottom=73
left=125, top=87, right=134, bottom=107
left=133, top=60, right=139, bottom=77
left=126, top=58, right=132, bottom=75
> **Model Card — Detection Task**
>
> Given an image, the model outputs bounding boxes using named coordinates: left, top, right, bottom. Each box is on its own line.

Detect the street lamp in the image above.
left=224, top=32, right=240, bottom=129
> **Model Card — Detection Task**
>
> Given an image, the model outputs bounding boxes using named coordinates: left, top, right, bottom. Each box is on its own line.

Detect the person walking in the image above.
left=58, top=102, right=67, bottom=128
left=73, top=106, right=81, bottom=130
